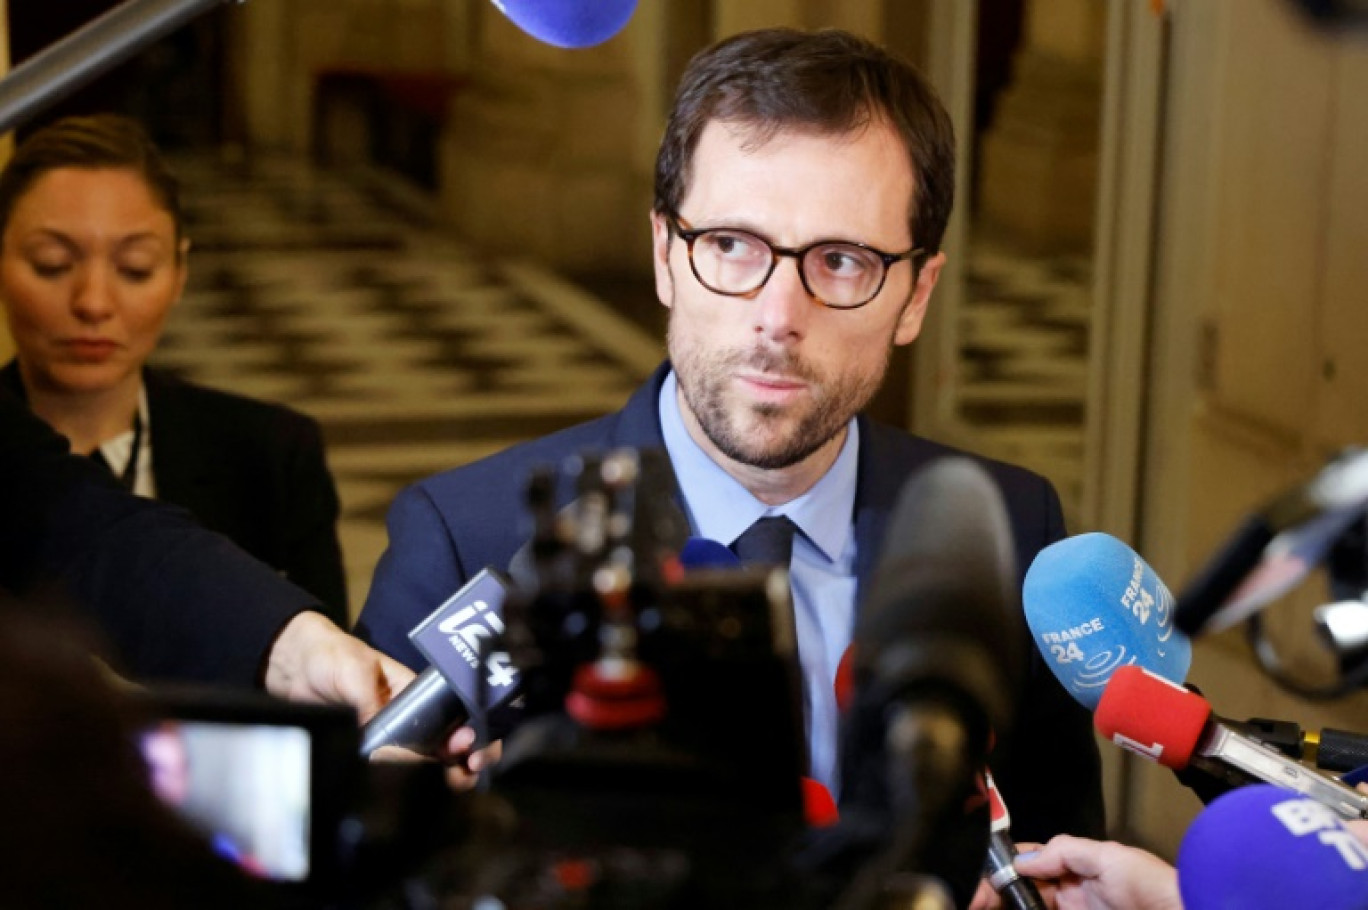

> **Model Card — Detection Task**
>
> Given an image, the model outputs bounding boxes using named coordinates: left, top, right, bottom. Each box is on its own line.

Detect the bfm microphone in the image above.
left=982, top=769, right=1048, bottom=910
left=490, top=0, right=638, bottom=48
left=360, top=568, right=518, bottom=757
left=1023, top=532, right=1191, bottom=710
left=1095, top=666, right=1368, bottom=820
left=1177, top=784, right=1368, bottom=910
left=361, top=537, right=741, bottom=757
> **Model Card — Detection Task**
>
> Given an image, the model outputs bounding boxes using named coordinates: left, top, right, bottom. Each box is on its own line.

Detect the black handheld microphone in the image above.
left=983, top=770, right=1048, bottom=910
left=360, top=568, right=518, bottom=757
left=839, top=457, right=1026, bottom=910
left=360, top=533, right=742, bottom=757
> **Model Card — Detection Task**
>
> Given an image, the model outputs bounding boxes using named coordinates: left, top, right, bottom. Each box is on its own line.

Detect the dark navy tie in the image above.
left=730, top=515, right=797, bottom=569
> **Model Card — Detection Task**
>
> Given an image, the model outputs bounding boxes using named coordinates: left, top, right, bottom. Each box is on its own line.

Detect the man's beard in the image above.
left=668, top=320, right=891, bottom=471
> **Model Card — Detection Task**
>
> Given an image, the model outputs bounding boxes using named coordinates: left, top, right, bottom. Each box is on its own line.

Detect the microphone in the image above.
left=1177, top=783, right=1368, bottom=910
left=490, top=0, right=638, bottom=48
left=1230, top=717, right=1368, bottom=776
left=363, top=536, right=738, bottom=756
left=677, top=536, right=741, bottom=569
left=1175, top=447, right=1368, bottom=636
left=360, top=568, right=518, bottom=757
left=840, top=456, right=1026, bottom=909
left=1023, top=532, right=1191, bottom=710
left=982, top=770, right=1048, bottom=910
left=1095, top=666, right=1368, bottom=820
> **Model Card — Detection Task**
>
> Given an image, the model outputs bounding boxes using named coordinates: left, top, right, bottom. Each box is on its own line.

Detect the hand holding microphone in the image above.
left=1011, top=835, right=1181, bottom=910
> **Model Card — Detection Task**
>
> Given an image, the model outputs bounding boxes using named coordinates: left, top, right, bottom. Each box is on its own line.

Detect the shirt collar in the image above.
left=659, top=368, right=858, bottom=563
left=96, top=384, right=151, bottom=476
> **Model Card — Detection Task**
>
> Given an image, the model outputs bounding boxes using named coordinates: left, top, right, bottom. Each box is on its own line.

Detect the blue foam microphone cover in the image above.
left=1023, top=532, right=1191, bottom=710
left=1178, top=784, right=1368, bottom=910
left=679, top=537, right=741, bottom=569
left=490, top=0, right=638, bottom=48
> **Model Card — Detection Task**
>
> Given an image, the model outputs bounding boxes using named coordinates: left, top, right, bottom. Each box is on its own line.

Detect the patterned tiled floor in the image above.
left=953, top=232, right=1091, bottom=531
left=155, top=155, right=664, bottom=619
left=154, top=155, right=1091, bottom=618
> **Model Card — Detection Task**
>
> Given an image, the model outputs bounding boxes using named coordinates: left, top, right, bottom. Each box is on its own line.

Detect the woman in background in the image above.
left=0, top=114, right=348, bottom=626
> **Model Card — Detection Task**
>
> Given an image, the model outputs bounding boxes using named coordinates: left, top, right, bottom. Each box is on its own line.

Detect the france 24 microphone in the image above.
left=1177, top=784, right=1368, bottom=910
left=360, top=568, right=518, bottom=757
left=490, top=0, right=638, bottom=48
left=1095, top=666, right=1368, bottom=820
left=1023, top=532, right=1192, bottom=710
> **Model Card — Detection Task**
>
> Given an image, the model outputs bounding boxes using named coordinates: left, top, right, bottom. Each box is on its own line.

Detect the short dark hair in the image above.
left=0, top=114, right=184, bottom=243
left=654, top=28, right=956, bottom=255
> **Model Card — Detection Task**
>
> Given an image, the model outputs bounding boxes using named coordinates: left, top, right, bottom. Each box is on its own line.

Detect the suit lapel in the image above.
left=851, top=419, right=941, bottom=618
left=143, top=370, right=214, bottom=507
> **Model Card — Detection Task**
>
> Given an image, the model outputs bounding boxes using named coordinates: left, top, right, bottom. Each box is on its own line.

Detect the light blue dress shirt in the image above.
left=658, top=369, right=860, bottom=794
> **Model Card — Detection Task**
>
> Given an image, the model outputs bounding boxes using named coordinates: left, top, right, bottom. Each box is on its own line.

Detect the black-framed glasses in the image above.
left=667, top=213, right=923, bottom=310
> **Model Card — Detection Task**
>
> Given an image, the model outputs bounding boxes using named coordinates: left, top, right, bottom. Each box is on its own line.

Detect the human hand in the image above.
left=370, top=726, right=503, bottom=791
left=967, top=842, right=1061, bottom=910
left=263, top=610, right=413, bottom=717
left=263, top=611, right=502, bottom=790
left=1014, top=835, right=1181, bottom=910
left=967, top=876, right=1003, bottom=910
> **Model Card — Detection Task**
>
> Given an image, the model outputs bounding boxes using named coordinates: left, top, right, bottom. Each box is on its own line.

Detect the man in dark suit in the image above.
left=356, top=27, right=1103, bottom=844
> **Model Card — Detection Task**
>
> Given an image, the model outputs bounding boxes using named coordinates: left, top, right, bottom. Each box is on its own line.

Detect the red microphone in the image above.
left=1096, top=666, right=1368, bottom=819
left=1094, top=666, right=1210, bottom=769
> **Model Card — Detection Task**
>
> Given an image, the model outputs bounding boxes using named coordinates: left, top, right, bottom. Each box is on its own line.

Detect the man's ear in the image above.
left=651, top=211, right=675, bottom=308
left=893, top=251, right=946, bottom=346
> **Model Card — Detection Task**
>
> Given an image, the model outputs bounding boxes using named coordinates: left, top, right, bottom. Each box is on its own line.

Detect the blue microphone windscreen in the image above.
left=490, top=0, right=638, bottom=48
left=679, top=537, right=741, bottom=569
left=1178, top=784, right=1368, bottom=910
left=1023, top=532, right=1191, bottom=710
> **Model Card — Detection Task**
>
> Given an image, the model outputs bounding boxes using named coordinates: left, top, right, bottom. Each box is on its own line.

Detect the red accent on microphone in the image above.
left=1094, top=665, right=1211, bottom=769
left=565, top=661, right=667, bottom=730
left=801, top=777, right=840, bottom=827
left=984, top=769, right=1009, bottom=831
left=834, top=644, right=856, bottom=713
left=660, top=554, right=685, bottom=586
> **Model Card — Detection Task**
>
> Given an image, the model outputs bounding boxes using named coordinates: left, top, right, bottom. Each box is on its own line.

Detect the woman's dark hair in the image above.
left=655, top=28, right=956, bottom=255
left=0, top=114, right=184, bottom=244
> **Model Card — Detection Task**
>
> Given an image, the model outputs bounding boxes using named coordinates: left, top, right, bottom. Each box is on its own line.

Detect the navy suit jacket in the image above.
left=1, top=363, right=348, bottom=625
left=357, top=362, right=1104, bottom=842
